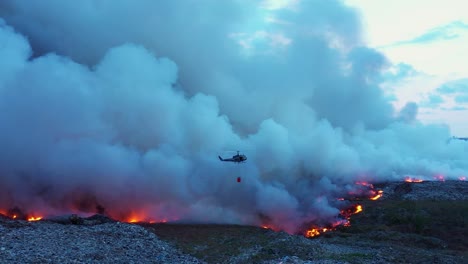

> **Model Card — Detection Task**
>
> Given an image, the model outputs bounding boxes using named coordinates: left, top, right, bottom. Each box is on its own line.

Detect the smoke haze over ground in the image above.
left=0, top=0, right=467, bottom=233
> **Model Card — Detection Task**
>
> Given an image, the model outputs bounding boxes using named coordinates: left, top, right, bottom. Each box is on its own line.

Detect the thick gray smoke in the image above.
left=1, top=0, right=467, bottom=232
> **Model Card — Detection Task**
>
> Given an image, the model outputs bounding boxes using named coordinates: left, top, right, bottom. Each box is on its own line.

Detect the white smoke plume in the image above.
left=0, top=0, right=467, bottom=233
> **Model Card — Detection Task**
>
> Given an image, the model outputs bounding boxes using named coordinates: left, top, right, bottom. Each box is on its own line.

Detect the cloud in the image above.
left=0, top=18, right=31, bottom=81
left=388, top=20, right=468, bottom=46
left=382, top=63, right=420, bottom=82
left=229, top=31, right=292, bottom=56
left=397, top=102, right=418, bottom=123
left=448, top=106, right=467, bottom=111
left=419, top=78, right=468, bottom=111
left=435, top=78, right=468, bottom=106
left=436, top=78, right=468, bottom=94
left=455, top=95, right=468, bottom=103
left=261, top=0, right=299, bottom=11
left=419, top=94, right=444, bottom=108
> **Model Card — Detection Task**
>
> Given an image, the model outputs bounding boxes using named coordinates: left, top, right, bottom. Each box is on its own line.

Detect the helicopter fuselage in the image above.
left=218, top=153, right=247, bottom=163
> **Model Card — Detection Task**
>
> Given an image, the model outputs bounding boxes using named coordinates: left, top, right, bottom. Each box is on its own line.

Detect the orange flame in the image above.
left=306, top=204, right=363, bottom=238
left=124, top=211, right=177, bottom=224
left=305, top=226, right=337, bottom=238
left=124, top=210, right=151, bottom=223
left=341, top=204, right=364, bottom=218
left=306, top=228, right=323, bottom=238
left=405, top=177, right=423, bottom=183
left=369, top=190, right=383, bottom=200
left=260, top=224, right=279, bottom=231
left=28, top=216, right=43, bottom=221
left=305, top=219, right=351, bottom=238
left=355, top=181, right=374, bottom=188
left=354, top=205, right=363, bottom=214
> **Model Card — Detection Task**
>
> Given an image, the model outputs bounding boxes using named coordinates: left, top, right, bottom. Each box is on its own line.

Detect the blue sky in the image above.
left=346, top=0, right=468, bottom=135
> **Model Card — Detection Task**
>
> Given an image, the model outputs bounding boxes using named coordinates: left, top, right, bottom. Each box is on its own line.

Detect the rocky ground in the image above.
left=1, top=180, right=467, bottom=263
left=0, top=214, right=200, bottom=263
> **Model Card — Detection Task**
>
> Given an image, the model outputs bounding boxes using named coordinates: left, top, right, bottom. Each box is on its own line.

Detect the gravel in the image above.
left=0, top=217, right=201, bottom=263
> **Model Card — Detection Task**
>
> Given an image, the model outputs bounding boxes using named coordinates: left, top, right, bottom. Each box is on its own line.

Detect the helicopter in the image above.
left=218, top=151, right=247, bottom=163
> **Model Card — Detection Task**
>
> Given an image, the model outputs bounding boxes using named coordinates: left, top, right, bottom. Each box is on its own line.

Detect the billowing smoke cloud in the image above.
left=1, top=0, right=467, bottom=233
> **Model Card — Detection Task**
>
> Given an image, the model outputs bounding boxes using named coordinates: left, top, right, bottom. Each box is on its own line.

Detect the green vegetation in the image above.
left=341, top=200, right=468, bottom=251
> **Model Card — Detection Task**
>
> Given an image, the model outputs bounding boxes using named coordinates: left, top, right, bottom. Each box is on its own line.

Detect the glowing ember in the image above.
left=308, top=181, right=382, bottom=237
left=341, top=204, right=364, bottom=218
left=405, top=177, right=423, bottom=183
left=0, top=208, right=44, bottom=221
left=369, top=190, right=383, bottom=200
left=346, top=181, right=384, bottom=202
left=305, top=220, right=351, bottom=238
left=459, top=176, right=466, bottom=181
left=125, top=213, right=176, bottom=224
left=305, top=204, right=363, bottom=238
left=124, top=210, right=151, bottom=223
left=306, top=228, right=322, bottom=238
left=354, top=205, right=363, bottom=214
left=127, top=215, right=149, bottom=223
left=28, top=216, right=43, bottom=221
left=355, top=181, right=374, bottom=188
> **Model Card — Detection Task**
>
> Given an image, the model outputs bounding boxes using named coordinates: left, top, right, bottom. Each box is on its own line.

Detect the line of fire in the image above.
left=1, top=176, right=466, bottom=238
left=302, top=181, right=381, bottom=238
left=302, top=174, right=466, bottom=238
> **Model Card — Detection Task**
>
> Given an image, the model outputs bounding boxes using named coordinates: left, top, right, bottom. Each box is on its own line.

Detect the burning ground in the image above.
left=1, top=180, right=467, bottom=263
left=0, top=179, right=382, bottom=238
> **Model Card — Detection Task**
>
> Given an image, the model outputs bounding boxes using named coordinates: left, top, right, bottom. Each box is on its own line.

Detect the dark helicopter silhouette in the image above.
left=218, top=151, right=247, bottom=163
